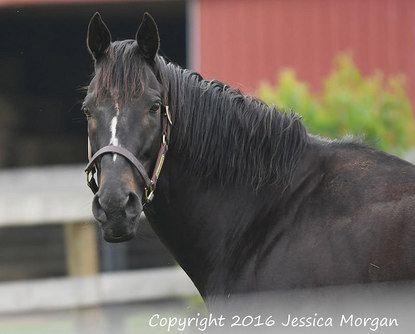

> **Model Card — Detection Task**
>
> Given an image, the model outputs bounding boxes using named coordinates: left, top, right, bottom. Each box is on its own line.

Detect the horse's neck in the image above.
left=146, top=141, right=321, bottom=298
left=150, top=64, right=314, bottom=297
left=146, top=158, right=269, bottom=297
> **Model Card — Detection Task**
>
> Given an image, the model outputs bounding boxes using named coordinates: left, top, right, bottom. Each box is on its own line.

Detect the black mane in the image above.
left=92, top=40, right=309, bottom=190
left=157, top=58, right=309, bottom=190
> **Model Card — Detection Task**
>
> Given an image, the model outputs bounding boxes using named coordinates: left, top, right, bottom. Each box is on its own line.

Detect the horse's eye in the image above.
left=149, top=102, right=161, bottom=113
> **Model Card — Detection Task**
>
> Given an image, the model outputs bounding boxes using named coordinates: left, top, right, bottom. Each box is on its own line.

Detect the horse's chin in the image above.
left=101, top=218, right=140, bottom=243
left=103, top=231, right=135, bottom=243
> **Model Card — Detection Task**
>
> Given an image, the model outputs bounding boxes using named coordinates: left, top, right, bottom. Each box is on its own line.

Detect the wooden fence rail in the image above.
left=0, top=165, right=197, bottom=313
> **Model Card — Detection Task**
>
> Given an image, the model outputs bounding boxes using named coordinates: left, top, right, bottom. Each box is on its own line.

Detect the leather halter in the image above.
left=84, top=106, right=172, bottom=203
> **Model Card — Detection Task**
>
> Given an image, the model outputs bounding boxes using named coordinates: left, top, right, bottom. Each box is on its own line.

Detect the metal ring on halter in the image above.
left=144, top=183, right=155, bottom=203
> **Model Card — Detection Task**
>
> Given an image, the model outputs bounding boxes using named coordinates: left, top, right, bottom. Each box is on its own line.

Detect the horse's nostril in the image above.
left=92, top=191, right=140, bottom=223
left=92, top=195, right=107, bottom=222
left=125, top=192, right=140, bottom=217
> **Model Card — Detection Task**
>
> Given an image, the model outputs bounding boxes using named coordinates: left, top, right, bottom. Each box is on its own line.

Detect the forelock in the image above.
left=91, top=40, right=147, bottom=102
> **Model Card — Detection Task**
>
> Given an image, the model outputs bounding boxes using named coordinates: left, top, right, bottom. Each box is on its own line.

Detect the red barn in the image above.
left=190, top=0, right=415, bottom=105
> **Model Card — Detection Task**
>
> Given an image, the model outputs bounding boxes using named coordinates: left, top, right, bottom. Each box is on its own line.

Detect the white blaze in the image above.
left=110, top=101, right=120, bottom=162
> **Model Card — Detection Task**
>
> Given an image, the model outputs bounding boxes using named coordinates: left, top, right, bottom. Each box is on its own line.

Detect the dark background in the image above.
left=0, top=1, right=186, bottom=167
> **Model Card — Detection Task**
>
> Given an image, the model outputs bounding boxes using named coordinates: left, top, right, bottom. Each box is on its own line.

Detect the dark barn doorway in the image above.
left=0, top=1, right=187, bottom=167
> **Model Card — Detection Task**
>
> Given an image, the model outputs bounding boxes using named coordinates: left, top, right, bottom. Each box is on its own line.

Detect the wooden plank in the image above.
left=0, top=165, right=93, bottom=226
left=64, top=222, right=99, bottom=276
left=0, top=267, right=198, bottom=314
left=0, top=165, right=149, bottom=226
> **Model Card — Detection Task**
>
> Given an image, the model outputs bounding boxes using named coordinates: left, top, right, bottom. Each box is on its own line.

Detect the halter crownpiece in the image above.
left=85, top=105, right=172, bottom=203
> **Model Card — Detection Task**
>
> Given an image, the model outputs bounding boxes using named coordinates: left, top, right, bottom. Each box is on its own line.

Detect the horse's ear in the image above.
left=135, top=12, right=160, bottom=62
left=87, top=12, right=111, bottom=61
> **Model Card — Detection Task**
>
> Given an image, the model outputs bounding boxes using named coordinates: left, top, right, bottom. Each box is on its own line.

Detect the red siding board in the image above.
left=198, top=0, right=415, bottom=106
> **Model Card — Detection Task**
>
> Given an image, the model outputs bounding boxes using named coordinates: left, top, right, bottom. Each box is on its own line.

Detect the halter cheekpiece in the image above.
left=84, top=105, right=172, bottom=203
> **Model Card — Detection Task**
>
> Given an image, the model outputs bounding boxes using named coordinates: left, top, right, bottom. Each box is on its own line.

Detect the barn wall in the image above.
left=196, top=0, right=415, bottom=104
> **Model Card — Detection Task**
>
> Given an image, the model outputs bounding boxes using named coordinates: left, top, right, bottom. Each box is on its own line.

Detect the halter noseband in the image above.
left=84, top=106, right=172, bottom=203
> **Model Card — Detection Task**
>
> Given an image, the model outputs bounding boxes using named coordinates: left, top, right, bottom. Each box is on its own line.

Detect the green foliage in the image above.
left=258, top=54, right=415, bottom=155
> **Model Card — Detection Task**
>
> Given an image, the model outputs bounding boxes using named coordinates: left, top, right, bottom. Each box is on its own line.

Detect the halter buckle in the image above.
left=144, top=183, right=155, bottom=203
left=86, top=170, right=93, bottom=182
left=85, top=168, right=99, bottom=194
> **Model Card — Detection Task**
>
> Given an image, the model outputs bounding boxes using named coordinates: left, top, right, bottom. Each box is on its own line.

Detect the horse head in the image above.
left=83, top=12, right=168, bottom=242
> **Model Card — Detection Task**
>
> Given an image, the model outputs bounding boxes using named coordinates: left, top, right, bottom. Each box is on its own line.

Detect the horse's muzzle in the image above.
left=92, top=189, right=142, bottom=243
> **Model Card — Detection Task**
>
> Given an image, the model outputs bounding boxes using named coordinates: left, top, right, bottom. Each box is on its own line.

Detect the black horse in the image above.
left=83, top=13, right=415, bottom=301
